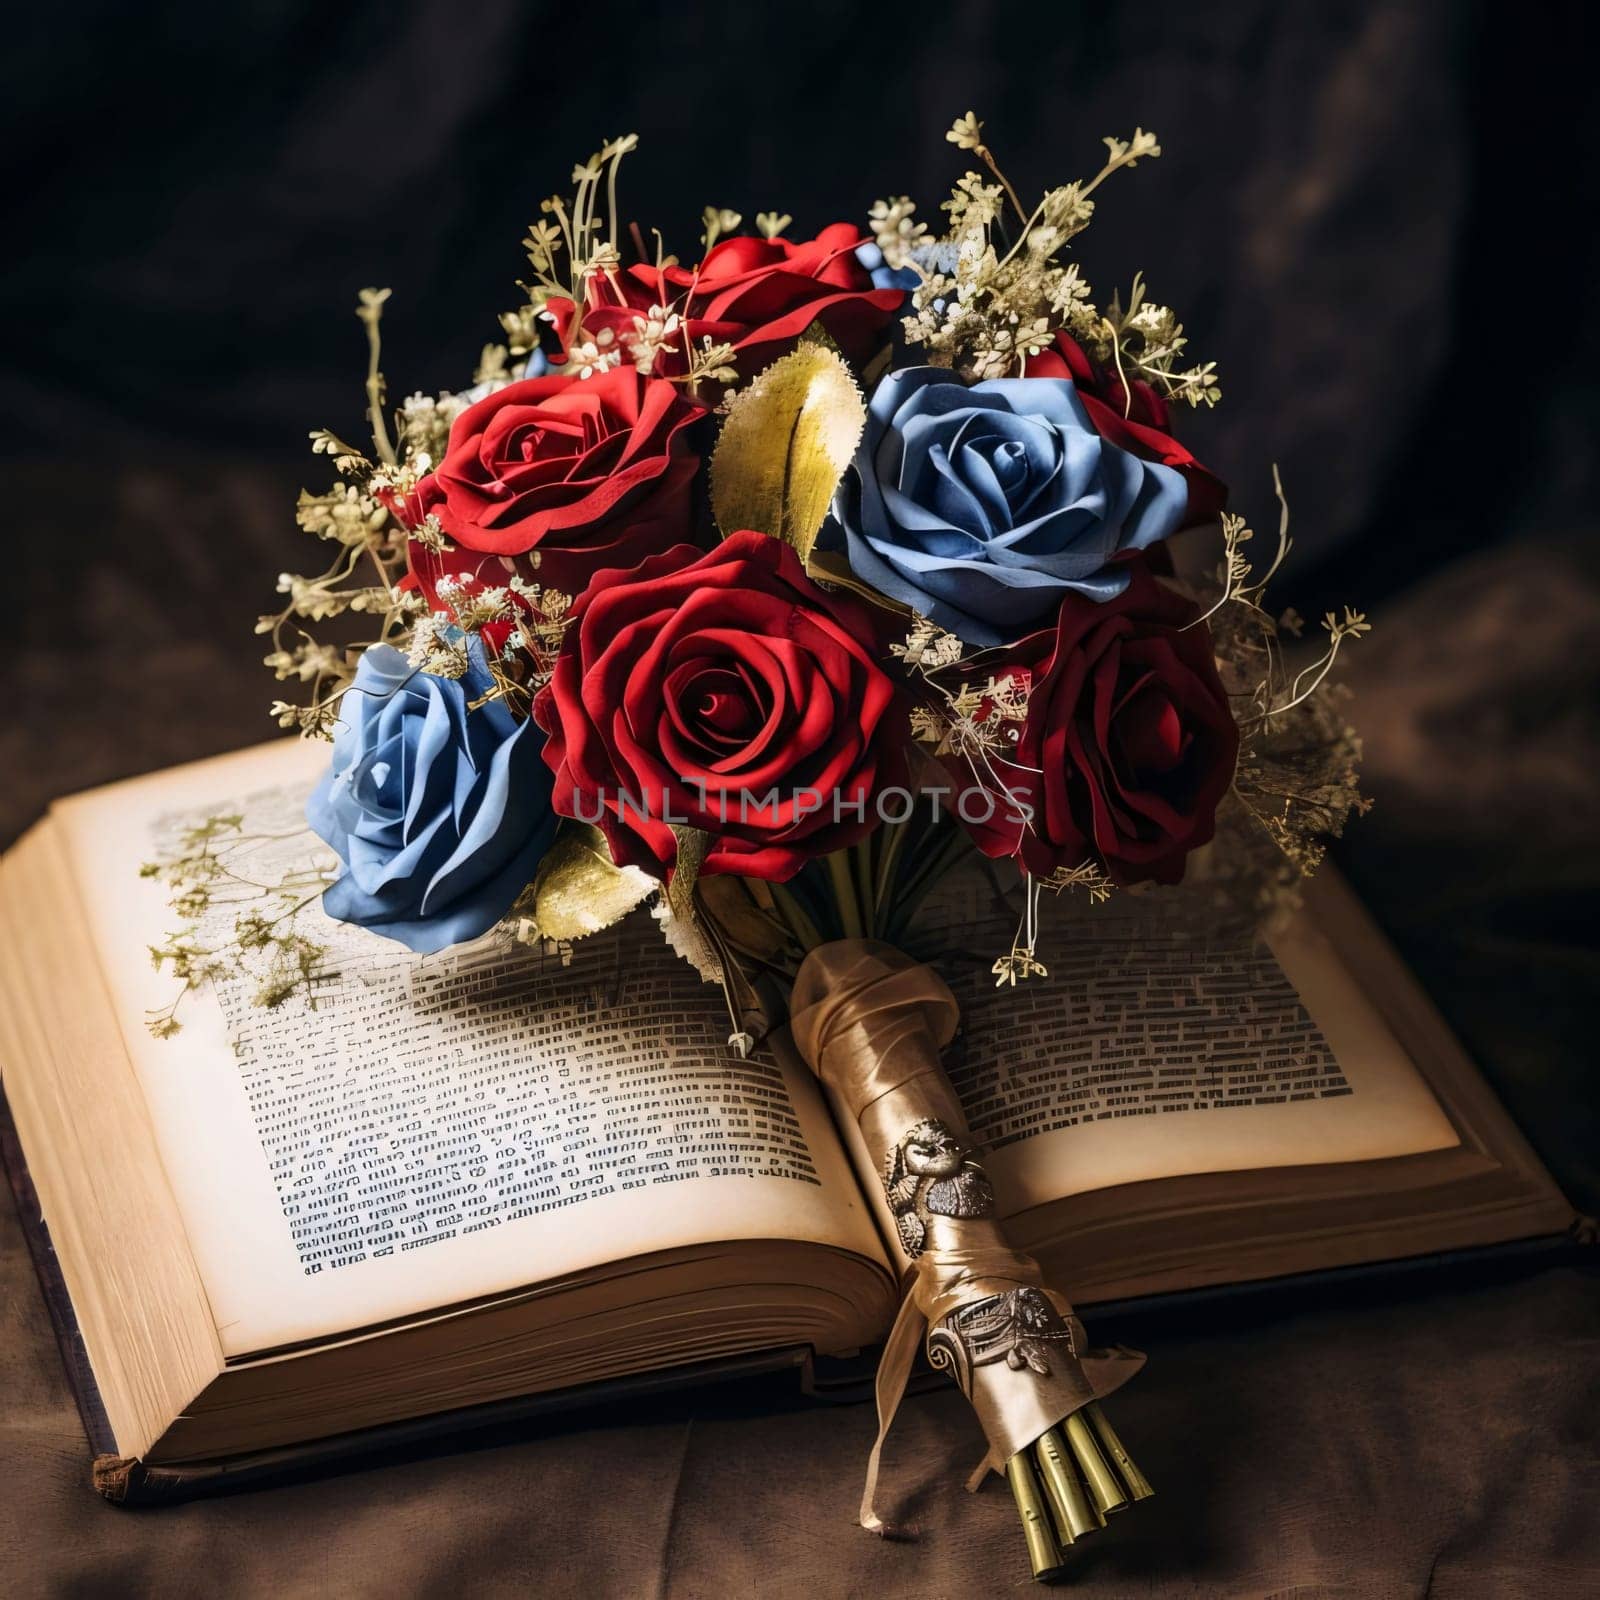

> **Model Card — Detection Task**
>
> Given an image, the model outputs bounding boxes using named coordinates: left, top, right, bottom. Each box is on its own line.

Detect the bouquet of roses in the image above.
left=166, top=115, right=1368, bottom=1581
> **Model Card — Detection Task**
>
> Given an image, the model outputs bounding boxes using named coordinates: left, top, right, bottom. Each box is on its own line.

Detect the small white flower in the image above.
left=564, top=338, right=623, bottom=379
left=627, top=305, right=683, bottom=376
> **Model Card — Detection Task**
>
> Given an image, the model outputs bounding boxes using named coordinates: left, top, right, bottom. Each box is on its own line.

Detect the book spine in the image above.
left=87, top=1344, right=818, bottom=1506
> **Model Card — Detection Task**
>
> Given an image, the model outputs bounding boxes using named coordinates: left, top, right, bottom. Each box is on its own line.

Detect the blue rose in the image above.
left=854, top=241, right=919, bottom=294
left=307, top=642, right=556, bottom=954
left=822, top=366, right=1188, bottom=647
left=854, top=240, right=959, bottom=294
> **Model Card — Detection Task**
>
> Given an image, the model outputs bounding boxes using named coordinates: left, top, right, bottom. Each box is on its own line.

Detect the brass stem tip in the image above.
left=1005, top=1451, right=1067, bottom=1582
left=1084, top=1402, right=1154, bottom=1501
left=1064, top=1411, right=1129, bottom=1516
left=1034, top=1427, right=1104, bottom=1540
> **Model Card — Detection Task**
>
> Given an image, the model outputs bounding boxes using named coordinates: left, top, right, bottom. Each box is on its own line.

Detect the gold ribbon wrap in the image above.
left=791, top=939, right=1145, bottom=1535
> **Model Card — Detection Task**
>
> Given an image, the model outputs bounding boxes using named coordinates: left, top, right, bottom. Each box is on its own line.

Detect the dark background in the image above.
left=6, top=0, right=1597, bottom=597
left=1, top=5, right=1597, bottom=1593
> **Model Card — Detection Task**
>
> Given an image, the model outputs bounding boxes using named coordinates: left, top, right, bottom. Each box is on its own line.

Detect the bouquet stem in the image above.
left=790, top=938, right=1151, bottom=1582
left=1034, top=1427, right=1104, bottom=1539
left=1010, top=1409, right=1154, bottom=1578
left=824, top=849, right=866, bottom=940
left=1007, top=1451, right=1068, bottom=1580
left=1085, top=1400, right=1155, bottom=1501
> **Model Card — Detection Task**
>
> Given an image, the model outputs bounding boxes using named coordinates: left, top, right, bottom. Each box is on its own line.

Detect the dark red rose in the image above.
left=944, top=558, right=1238, bottom=885
left=1027, top=332, right=1226, bottom=527
left=534, top=531, right=908, bottom=882
left=406, top=367, right=703, bottom=598
left=547, top=223, right=904, bottom=382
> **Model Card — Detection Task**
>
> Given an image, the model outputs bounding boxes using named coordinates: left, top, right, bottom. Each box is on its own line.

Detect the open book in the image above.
left=0, top=741, right=1571, bottom=1499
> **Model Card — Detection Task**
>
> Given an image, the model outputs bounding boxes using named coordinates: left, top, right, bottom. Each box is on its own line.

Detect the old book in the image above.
left=0, top=740, right=1573, bottom=1501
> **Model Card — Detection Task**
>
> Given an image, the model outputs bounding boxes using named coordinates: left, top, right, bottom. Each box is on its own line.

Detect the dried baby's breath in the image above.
left=890, top=616, right=965, bottom=671
left=627, top=304, right=684, bottom=375
left=143, top=814, right=336, bottom=1037
left=563, top=333, right=624, bottom=378
left=896, top=114, right=1219, bottom=407
left=1198, top=471, right=1371, bottom=924
left=946, top=112, right=986, bottom=152
left=700, top=207, right=742, bottom=249
left=867, top=197, right=927, bottom=270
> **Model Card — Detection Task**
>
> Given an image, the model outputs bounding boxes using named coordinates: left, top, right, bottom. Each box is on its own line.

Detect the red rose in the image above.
left=1027, top=332, right=1226, bottom=527
left=945, top=559, right=1238, bottom=885
left=534, top=531, right=908, bottom=882
left=407, top=367, right=703, bottom=598
left=547, top=223, right=904, bottom=381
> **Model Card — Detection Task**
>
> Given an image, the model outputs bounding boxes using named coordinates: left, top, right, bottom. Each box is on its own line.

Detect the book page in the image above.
left=55, top=741, right=885, bottom=1358
left=916, top=866, right=1460, bottom=1216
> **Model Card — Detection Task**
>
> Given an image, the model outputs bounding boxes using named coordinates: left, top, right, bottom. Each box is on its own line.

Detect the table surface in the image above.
left=3, top=464, right=1596, bottom=1598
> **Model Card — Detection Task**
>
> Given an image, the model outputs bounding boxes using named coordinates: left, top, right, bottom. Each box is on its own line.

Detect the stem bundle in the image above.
left=1006, top=1403, right=1153, bottom=1582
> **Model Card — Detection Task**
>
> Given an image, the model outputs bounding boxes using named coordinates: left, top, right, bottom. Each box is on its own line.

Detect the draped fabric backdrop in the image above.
left=5, top=0, right=1595, bottom=598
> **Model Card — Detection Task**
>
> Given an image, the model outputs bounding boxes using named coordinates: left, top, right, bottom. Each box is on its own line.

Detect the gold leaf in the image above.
left=804, top=546, right=914, bottom=614
left=659, top=825, right=723, bottom=984
left=667, top=825, right=709, bottom=915
left=709, top=335, right=867, bottom=563
left=530, top=823, right=656, bottom=941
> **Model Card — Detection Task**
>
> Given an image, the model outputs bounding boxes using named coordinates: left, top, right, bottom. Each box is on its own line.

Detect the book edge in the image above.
left=0, top=815, right=224, bottom=1460
left=0, top=1078, right=119, bottom=1459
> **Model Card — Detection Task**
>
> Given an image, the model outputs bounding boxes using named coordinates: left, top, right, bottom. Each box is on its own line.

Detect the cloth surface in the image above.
left=1, top=462, right=1596, bottom=1597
